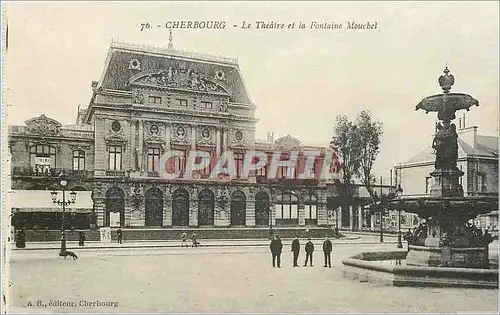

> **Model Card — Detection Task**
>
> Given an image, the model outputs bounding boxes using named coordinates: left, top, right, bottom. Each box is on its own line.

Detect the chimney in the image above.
left=458, top=125, right=478, bottom=148
left=463, top=114, right=466, bottom=128
left=458, top=118, right=462, bottom=129
left=91, top=81, right=98, bottom=91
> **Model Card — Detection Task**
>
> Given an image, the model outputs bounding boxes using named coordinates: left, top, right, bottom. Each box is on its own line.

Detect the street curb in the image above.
left=11, top=240, right=402, bottom=251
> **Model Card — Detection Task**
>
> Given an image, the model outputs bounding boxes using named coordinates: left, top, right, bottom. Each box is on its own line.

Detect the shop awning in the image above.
left=9, top=190, right=93, bottom=213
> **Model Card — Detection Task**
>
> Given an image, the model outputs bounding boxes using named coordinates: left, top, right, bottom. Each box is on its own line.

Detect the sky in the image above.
left=3, top=1, right=499, bottom=182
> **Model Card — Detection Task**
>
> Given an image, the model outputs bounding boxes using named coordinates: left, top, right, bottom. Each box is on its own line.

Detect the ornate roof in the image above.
left=98, top=41, right=251, bottom=104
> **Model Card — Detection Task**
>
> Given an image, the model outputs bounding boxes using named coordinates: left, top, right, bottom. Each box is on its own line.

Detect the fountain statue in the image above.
left=390, top=66, right=498, bottom=268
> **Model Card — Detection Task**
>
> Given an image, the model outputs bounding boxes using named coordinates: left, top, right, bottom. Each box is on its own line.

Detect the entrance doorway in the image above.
left=172, top=189, right=189, bottom=226
left=145, top=188, right=163, bottom=227
left=230, top=190, right=246, bottom=226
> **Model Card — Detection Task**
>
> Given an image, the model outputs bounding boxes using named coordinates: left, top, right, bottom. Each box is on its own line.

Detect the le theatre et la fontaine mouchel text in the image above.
left=159, top=20, right=378, bottom=30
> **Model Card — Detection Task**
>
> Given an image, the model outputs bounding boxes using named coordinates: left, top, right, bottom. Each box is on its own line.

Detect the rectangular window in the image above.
left=197, top=150, right=212, bottom=175
left=147, top=148, right=161, bottom=173
left=290, top=204, right=298, bottom=219
left=478, top=173, right=487, bottom=192
left=30, top=145, right=57, bottom=175
left=234, top=152, right=244, bottom=178
left=305, top=205, right=317, bottom=219
left=282, top=205, right=291, bottom=219
left=257, top=164, right=267, bottom=177
left=148, top=96, right=162, bottom=104
left=177, top=99, right=188, bottom=106
left=173, top=150, right=188, bottom=176
left=275, top=206, right=283, bottom=219
left=72, top=150, right=85, bottom=171
left=201, top=101, right=213, bottom=109
left=108, top=146, right=122, bottom=171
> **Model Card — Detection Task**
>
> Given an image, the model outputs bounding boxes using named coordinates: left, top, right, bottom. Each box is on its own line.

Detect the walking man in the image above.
left=291, top=235, right=300, bottom=267
left=270, top=234, right=283, bottom=268
left=323, top=236, right=332, bottom=268
left=191, top=232, right=199, bottom=247
left=117, top=227, right=123, bottom=244
left=181, top=232, right=188, bottom=248
left=304, top=238, right=314, bottom=267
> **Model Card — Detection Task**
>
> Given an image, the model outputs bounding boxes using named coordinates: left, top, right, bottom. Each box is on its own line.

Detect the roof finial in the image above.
left=168, top=28, right=173, bottom=49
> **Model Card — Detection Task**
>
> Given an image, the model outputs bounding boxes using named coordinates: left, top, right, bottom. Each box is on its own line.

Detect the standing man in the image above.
left=78, top=231, right=86, bottom=247
left=270, top=234, right=283, bottom=268
left=117, top=227, right=123, bottom=244
left=323, top=236, right=332, bottom=268
left=304, top=238, right=314, bottom=267
left=291, top=235, right=300, bottom=267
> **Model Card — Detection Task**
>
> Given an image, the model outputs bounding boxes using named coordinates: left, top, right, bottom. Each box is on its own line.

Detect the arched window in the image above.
left=255, top=191, right=270, bottom=226
left=304, top=193, right=318, bottom=225
left=30, top=144, right=56, bottom=176
left=230, top=190, right=246, bottom=226
left=275, top=193, right=299, bottom=226
left=105, top=187, right=125, bottom=227
left=198, top=189, right=215, bottom=226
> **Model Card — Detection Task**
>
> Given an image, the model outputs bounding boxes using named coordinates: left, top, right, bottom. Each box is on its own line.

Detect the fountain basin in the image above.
left=342, top=250, right=498, bottom=289
left=406, top=245, right=489, bottom=268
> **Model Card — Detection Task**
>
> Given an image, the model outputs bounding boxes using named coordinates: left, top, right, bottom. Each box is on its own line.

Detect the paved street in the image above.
left=6, top=241, right=499, bottom=313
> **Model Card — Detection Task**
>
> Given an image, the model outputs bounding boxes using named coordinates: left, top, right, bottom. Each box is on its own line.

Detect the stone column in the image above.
left=349, top=205, right=354, bottom=231
left=164, top=124, right=171, bottom=151
left=190, top=199, right=199, bottom=227
left=298, top=203, right=306, bottom=226
left=246, top=200, right=256, bottom=226
left=130, top=121, right=136, bottom=170
left=337, top=206, right=342, bottom=229
left=371, top=214, right=375, bottom=231
left=358, top=205, right=363, bottom=230
left=316, top=191, right=328, bottom=226
left=138, top=121, right=144, bottom=172
left=216, top=128, right=221, bottom=156
left=124, top=198, right=133, bottom=228
left=191, top=125, right=197, bottom=151
left=94, top=198, right=105, bottom=227
left=163, top=193, right=172, bottom=227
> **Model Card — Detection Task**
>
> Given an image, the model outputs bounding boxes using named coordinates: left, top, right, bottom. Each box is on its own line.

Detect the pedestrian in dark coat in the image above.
left=78, top=231, right=86, bottom=247
left=291, top=235, right=300, bottom=267
left=117, top=228, right=123, bottom=244
left=270, top=234, right=283, bottom=268
left=304, top=238, right=314, bottom=267
left=323, top=236, right=332, bottom=267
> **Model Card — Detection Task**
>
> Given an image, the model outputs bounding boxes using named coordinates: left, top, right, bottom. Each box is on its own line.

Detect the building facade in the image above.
left=394, top=119, right=499, bottom=235
left=9, top=41, right=351, bottom=231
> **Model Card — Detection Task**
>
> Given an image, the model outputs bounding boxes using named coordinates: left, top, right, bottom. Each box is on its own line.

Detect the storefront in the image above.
left=10, top=190, right=94, bottom=230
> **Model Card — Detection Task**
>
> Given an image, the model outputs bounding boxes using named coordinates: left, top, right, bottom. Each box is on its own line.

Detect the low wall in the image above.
left=22, top=227, right=335, bottom=242
left=342, top=250, right=499, bottom=289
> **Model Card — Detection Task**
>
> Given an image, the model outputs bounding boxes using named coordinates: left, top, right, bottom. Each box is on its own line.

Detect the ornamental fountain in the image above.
left=342, top=67, right=498, bottom=288
left=396, top=66, right=497, bottom=268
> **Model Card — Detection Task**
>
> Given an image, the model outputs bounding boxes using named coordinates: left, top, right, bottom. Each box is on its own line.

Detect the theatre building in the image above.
left=8, top=41, right=354, bottom=237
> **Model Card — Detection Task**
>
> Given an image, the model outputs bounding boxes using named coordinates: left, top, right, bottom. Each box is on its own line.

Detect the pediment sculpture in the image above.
left=170, top=124, right=191, bottom=146
left=197, top=127, right=216, bottom=147
left=24, top=114, right=62, bottom=136
left=274, top=134, right=301, bottom=150
left=128, top=67, right=230, bottom=95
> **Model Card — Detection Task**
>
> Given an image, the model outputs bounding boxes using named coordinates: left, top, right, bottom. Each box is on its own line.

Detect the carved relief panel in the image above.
left=196, top=126, right=216, bottom=148
left=170, top=124, right=191, bottom=146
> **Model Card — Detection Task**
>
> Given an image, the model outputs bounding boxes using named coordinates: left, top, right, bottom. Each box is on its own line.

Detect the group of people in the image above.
left=270, top=235, right=333, bottom=268
left=181, top=232, right=200, bottom=247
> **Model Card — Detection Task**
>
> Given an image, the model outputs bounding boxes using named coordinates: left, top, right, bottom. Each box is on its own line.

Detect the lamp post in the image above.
left=379, top=176, right=384, bottom=243
left=51, top=172, right=77, bottom=254
left=269, top=205, right=274, bottom=238
left=396, top=184, right=404, bottom=248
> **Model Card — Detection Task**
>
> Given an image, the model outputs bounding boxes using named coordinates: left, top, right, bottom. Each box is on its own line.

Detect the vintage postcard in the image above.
left=1, top=1, right=498, bottom=313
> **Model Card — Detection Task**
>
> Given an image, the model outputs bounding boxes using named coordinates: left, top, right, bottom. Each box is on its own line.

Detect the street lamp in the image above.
left=396, top=184, right=404, bottom=248
left=51, top=172, right=77, bottom=254
left=268, top=205, right=274, bottom=238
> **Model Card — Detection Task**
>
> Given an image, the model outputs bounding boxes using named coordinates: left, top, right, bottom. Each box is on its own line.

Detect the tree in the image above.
left=330, top=115, right=362, bottom=232
left=330, top=111, right=383, bottom=230
left=356, top=110, right=383, bottom=203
